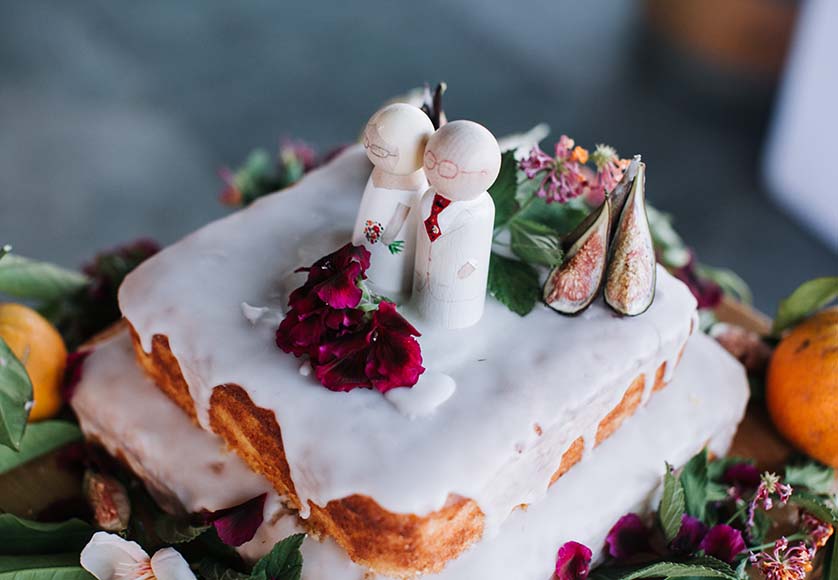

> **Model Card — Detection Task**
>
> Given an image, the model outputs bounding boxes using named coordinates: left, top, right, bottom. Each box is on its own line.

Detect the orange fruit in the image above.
left=766, top=307, right=838, bottom=466
left=0, top=303, right=67, bottom=421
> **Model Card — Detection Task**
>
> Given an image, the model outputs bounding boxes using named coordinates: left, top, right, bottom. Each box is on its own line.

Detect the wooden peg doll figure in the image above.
left=352, top=103, right=435, bottom=296
left=413, top=120, right=501, bottom=329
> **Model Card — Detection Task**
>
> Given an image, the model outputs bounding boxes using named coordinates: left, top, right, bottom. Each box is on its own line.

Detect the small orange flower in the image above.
left=571, top=146, right=589, bottom=164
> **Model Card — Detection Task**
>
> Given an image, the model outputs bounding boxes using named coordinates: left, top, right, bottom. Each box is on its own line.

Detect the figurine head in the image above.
left=423, top=120, right=501, bottom=201
left=363, top=103, right=434, bottom=175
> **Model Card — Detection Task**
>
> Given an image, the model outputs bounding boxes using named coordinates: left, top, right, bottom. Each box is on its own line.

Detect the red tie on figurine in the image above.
left=423, top=194, right=452, bottom=242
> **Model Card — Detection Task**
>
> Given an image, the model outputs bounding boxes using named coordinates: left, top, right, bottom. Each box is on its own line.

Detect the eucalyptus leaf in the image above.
left=773, top=277, right=838, bottom=335
left=0, top=421, right=81, bottom=475
left=251, top=533, right=305, bottom=580
left=0, top=255, right=88, bottom=303
left=659, top=463, right=686, bottom=543
left=489, top=151, right=519, bottom=228
left=0, top=554, right=93, bottom=579
left=0, top=337, right=33, bottom=451
left=789, top=491, right=838, bottom=525
left=785, top=461, right=836, bottom=495
left=591, top=557, right=737, bottom=580
left=680, top=449, right=709, bottom=521
left=487, top=253, right=540, bottom=316
left=509, top=219, right=563, bottom=267
left=0, top=515, right=93, bottom=555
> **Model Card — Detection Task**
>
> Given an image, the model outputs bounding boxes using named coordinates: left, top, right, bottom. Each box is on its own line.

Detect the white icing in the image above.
left=70, top=331, right=272, bottom=513
left=241, top=302, right=283, bottom=327
left=118, top=145, right=698, bottom=532
left=71, top=329, right=749, bottom=578
left=384, top=371, right=456, bottom=418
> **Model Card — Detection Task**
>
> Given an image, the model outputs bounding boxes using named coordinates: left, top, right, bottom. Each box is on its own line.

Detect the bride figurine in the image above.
left=352, top=103, right=435, bottom=296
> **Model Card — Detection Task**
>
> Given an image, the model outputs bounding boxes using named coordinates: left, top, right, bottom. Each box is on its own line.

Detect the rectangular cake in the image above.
left=118, top=145, right=699, bottom=576
left=71, top=327, right=748, bottom=579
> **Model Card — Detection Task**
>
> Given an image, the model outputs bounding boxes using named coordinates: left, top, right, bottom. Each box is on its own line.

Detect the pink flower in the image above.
left=699, top=524, right=745, bottom=563
left=588, top=145, right=628, bottom=204
left=670, top=515, right=708, bottom=555
left=520, top=135, right=589, bottom=204
left=750, top=538, right=813, bottom=580
left=801, top=511, right=834, bottom=549
left=747, top=473, right=792, bottom=537
left=81, top=532, right=195, bottom=580
left=315, top=302, right=424, bottom=393
left=555, top=541, right=593, bottom=580
left=605, top=513, right=651, bottom=561
left=203, top=494, right=266, bottom=547
left=713, top=325, right=773, bottom=378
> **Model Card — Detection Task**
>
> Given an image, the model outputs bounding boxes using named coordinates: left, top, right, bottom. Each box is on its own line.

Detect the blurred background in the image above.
left=1, top=0, right=835, bottom=312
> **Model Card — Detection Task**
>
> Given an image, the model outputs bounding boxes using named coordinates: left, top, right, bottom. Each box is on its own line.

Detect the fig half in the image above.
left=543, top=198, right=611, bottom=315
left=604, top=162, right=656, bottom=316
left=607, top=155, right=641, bottom=238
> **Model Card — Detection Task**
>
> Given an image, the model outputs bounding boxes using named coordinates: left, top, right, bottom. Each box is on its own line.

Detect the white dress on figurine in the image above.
left=352, top=103, right=434, bottom=296
left=413, top=120, right=502, bottom=329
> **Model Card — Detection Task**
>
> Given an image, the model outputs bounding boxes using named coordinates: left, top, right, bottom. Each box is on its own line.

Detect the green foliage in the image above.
left=0, top=515, right=93, bottom=556
left=591, top=556, right=737, bottom=580
left=696, top=265, right=752, bottom=305
left=487, top=253, right=540, bottom=316
left=488, top=151, right=519, bottom=228
left=509, top=219, right=563, bottom=267
left=0, top=554, right=93, bottom=579
left=251, top=533, right=305, bottom=580
left=773, top=277, right=838, bottom=335
left=825, top=535, right=838, bottom=580
left=680, top=449, right=709, bottom=521
left=0, top=420, right=81, bottom=474
left=0, top=337, right=33, bottom=451
left=659, top=463, right=686, bottom=542
left=789, top=491, right=838, bottom=525
left=785, top=461, right=836, bottom=495
left=0, top=254, right=88, bottom=303
left=197, top=560, right=250, bottom=580
left=154, top=511, right=210, bottom=544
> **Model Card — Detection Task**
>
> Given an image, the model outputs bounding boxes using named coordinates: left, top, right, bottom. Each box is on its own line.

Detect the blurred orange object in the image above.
left=0, top=303, right=67, bottom=421
left=766, top=307, right=838, bottom=466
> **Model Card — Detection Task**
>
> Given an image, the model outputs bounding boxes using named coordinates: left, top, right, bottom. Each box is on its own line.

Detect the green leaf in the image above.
left=0, top=338, right=33, bottom=451
left=0, top=246, right=10, bottom=262
left=789, top=491, right=838, bottom=525
left=154, top=512, right=210, bottom=544
left=251, top=533, right=305, bottom=580
left=785, top=461, right=836, bottom=495
left=591, top=556, right=737, bottom=580
left=825, top=534, right=838, bottom=580
left=519, top=196, right=589, bottom=236
left=0, top=421, right=81, bottom=475
left=196, top=560, right=250, bottom=580
left=0, top=515, right=93, bottom=555
left=509, top=219, right=564, bottom=267
left=0, top=255, right=88, bottom=303
left=773, top=277, right=838, bottom=335
left=696, top=264, right=752, bottom=305
left=489, top=151, right=519, bottom=227
left=659, top=463, right=686, bottom=543
left=680, top=449, right=709, bottom=521
left=487, top=253, right=540, bottom=316
left=0, top=554, right=93, bottom=579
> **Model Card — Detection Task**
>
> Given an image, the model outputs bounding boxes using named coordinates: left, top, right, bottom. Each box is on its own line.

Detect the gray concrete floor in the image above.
left=1, top=0, right=835, bottom=312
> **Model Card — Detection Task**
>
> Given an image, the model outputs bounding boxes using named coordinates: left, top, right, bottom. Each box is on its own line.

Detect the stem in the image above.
left=748, top=534, right=806, bottom=552
left=493, top=195, right=538, bottom=240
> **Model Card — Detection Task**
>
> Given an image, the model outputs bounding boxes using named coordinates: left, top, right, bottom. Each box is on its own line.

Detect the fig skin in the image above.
left=604, top=162, right=656, bottom=316
left=543, top=198, right=611, bottom=315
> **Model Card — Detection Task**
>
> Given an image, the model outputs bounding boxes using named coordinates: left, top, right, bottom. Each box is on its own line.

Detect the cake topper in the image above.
left=352, top=103, right=435, bottom=297
left=413, top=120, right=501, bottom=329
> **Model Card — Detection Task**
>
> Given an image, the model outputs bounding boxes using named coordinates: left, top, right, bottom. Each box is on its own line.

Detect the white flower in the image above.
left=80, top=532, right=196, bottom=580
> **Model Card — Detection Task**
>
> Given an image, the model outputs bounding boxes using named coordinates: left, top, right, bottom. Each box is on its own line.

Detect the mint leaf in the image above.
left=489, top=151, right=519, bottom=228
left=0, top=553, right=93, bottom=578
left=785, top=461, right=836, bottom=495
left=0, top=515, right=93, bottom=555
left=659, top=463, right=686, bottom=542
left=519, top=196, right=589, bottom=236
left=0, top=255, right=88, bottom=303
left=509, top=219, right=563, bottom=267
left=154, top=512, right=210, bottom=544
left=251, top=533, right=305, bottom=580
left=591, top=556, right=737, bottom=580
left=0, top=420, right=81, bottom=475
left=487, top=253, right=540, bottom=316
left=773, top=277, right=838, bottom=335
left=0, top=337, right=33, bottom=451
left=789, top=491, right=838, bottom=525
left=680, top=449, right=709, bottom=521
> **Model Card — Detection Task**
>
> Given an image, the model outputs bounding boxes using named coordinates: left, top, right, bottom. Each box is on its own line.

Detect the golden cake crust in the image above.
left=128, top=324, right=684, bottom=576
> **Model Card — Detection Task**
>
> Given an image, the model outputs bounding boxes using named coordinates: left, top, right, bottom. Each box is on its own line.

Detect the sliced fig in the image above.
left=607, top=155, right=642, bottom=237
left=543, top=198, right=611, bottom=315
left=604, top=162, right=656, bottom=316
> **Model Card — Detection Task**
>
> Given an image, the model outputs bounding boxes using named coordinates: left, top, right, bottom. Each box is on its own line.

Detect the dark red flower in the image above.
left=606, top=513, right=651, bottom=561
left=723, top=462, right=761, bottom=496
left=203, top=493, right=266, bottom=547
left=83, top=238, right=160, bottom=302
left=315, top=302, right=424, bottom=393
left=555, top=541, right=593, bottom=580
left=670, top=514, right=708, bottom=555
left=670, top=254, right=722, bottom=309
left=700, top=524, right=745, bottom=563
left=276, top=301, right=364, bottom=359
left=297, top=243, right=370, bottom=309
left=61, top=349, right=91, bottom=402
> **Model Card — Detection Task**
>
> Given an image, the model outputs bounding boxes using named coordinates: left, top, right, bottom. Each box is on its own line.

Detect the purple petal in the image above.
left=606, top=513, right=651, bottom=561
left=556, top=541, right=593, bottom=580
left=699, top=524, right=745, bottom=564
left=670, top=515, right=708, bottom=555
left=205, top=494, right=266, bottom=547
left=722, top=463, right=761, bottom=490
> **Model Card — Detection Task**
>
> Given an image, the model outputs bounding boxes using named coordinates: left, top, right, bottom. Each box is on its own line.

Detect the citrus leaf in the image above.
left=785, top=461, right=836, bottom=496
left=487, top=253, right=540, bottom=316
left=0, top=515, right=93, bottom=555
left=0, top=338, right=33, bottom=451
left=489, top=151, right=519, bottom=228
left=0, top=554, right=93, bottom=579
left=251, top=533, right=305, bottom=580
left=0, top=255, right=88, bottom=303
left=680, top=449, right=709, bottom=521
left=0, top=421, right=81, bottom=475
left=773, top=277, right=838, bottom=335
left=659, top=463, right=686, bottom=543
left=509, top=219, right=563, bottom=267
left=591, top=556, right=737, bottom=580
left=789, top=491, right=838, bottom=525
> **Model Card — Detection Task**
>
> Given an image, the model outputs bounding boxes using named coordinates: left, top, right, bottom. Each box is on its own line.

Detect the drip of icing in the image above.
left=384, top=371, right=456, bottom=418
left=241, top=302, right=283, bottom=327
left=71, top=328, right=748, bottom=577
left=118, top=145, right=699, bottom=531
